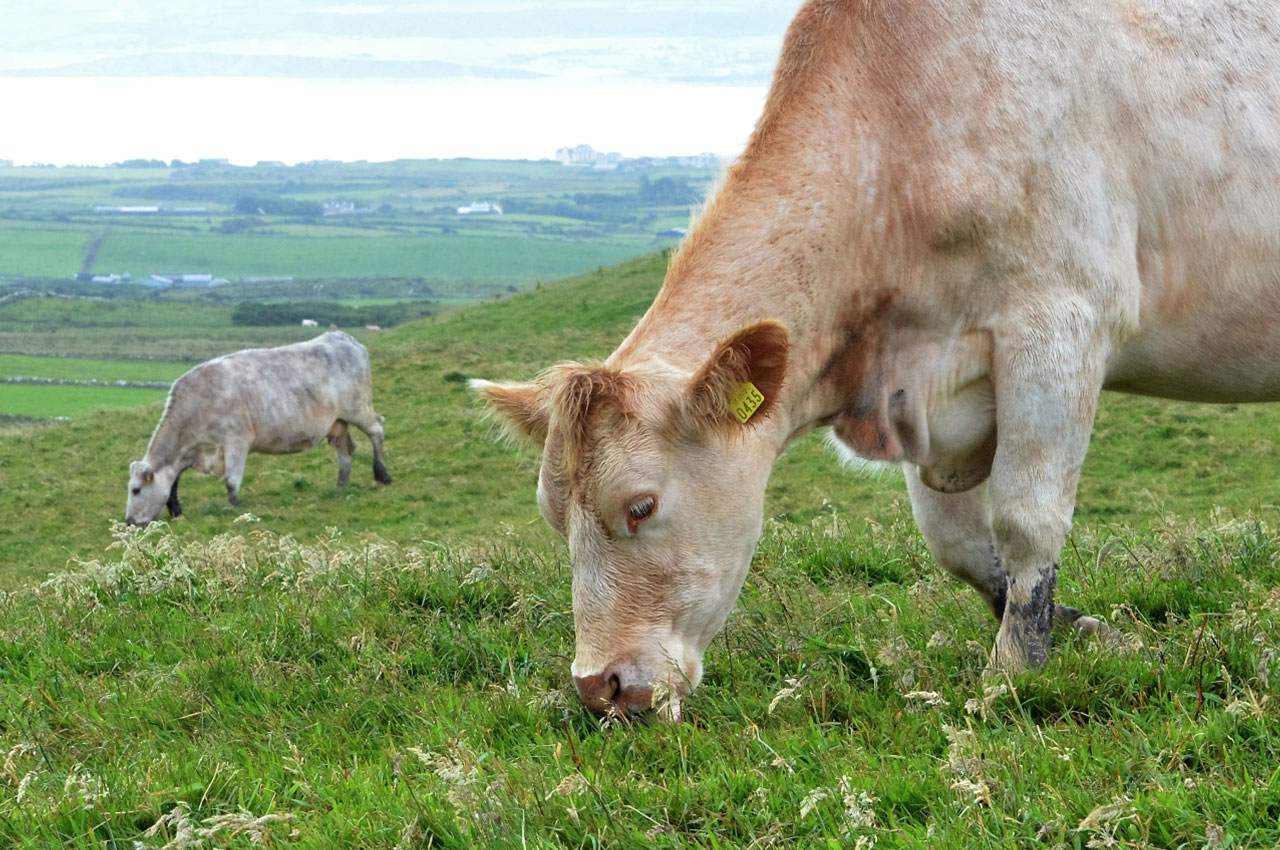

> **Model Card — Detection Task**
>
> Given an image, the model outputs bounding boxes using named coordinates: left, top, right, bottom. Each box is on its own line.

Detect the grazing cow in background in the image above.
left=477, top=0, right=1280, bottom=718
left=126, top=331, right=391, bottom=526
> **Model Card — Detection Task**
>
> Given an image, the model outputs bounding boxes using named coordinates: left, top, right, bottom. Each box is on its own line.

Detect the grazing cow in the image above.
left=126, top=331, right=391, bottom=526
left=477, top=0, right=1280, bottom=717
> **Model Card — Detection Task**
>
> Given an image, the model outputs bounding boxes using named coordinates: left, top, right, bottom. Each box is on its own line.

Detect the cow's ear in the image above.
left=471, top=379, right=551, bottom=448
left=686, top=321, right=790, bottom=431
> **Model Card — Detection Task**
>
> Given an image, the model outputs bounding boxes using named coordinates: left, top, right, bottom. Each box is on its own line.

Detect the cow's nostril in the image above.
left=574, top=669, right=628, bottom=714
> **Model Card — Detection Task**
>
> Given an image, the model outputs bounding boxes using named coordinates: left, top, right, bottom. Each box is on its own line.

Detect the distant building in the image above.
left=93, top=205, right=160, bottom=214
left=673, top=152, right=723, bottom=169
left=0, top=160, right=12, bottom=168
left=556, top=144, right=599, bottom=166
left=301, top=319, right=319, bottom=328
left=255, top=161, right=287, bottom=168
left=324, top=200, right=371, bottom=216
left=457, top=201, right=503, bottom=215
left=147, top=273, right=220, bottom=287
left=74, top=272, right=131, bottom=284
left=655, top=227, right=689, bottom=239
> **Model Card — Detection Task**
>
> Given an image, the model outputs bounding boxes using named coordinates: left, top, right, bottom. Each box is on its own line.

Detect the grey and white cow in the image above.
left=126, top=331, right=391, bottom=526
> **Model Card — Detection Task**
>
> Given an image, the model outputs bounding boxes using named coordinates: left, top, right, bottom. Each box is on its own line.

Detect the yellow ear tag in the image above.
left=729, top=381, right=765, bottom=424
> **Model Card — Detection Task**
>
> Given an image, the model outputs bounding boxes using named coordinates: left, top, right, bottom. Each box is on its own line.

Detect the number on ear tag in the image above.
left=729, top=382, right=765, bottom=424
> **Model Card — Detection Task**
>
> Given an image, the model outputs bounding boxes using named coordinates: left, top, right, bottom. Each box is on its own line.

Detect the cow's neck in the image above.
left=610, top=130, right=901, bottom=452
left=145, top=399, right=196, bottom=474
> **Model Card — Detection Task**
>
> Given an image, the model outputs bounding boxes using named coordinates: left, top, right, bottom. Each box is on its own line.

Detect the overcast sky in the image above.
left=4, top=1, right=805, bottom=164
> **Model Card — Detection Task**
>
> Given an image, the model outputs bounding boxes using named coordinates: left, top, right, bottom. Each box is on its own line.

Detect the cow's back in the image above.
left=168, top=331, right=373, bottom=453
left=814, top=1, right=1280, bottom=401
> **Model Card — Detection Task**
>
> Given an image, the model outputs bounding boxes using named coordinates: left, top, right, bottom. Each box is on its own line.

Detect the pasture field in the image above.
left=0, top=254, right=1277, bottom=848
left=0, top=355, right=186, bottom=383
left=0, top=385, right=168, bottom=418
left=88, top=231, right=652, bottom=294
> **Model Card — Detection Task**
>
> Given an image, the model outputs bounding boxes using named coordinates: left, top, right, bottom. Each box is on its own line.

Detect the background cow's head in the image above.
left=476, top=321, right=789, bottom=719
left=125, top=460, right=175, bottom=527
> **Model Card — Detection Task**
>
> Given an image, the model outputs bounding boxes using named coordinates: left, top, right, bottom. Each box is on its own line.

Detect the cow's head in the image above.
left=476, top=321, right=789, bottom=719
left=125, top=460, right=174, bottom=527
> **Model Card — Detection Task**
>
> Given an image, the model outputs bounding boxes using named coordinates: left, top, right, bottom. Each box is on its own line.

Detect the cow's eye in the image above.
left=131, top=487, right=141, bottom=495
left=626, top=495, right=657, bottom=533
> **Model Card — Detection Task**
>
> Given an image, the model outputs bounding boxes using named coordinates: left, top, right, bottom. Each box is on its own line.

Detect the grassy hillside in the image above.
left=0, top=253, right=1278, bottom=848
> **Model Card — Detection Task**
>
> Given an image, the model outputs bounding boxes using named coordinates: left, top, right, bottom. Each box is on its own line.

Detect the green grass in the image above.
left=0, top=252, right=1278, bottom=848
left=0, top=354, right=186, bottom=383
left=0, top=228, right=93, bottom=277
left=89, top=231, right=650, bottom=288
left=0, top=384, right=169, bottom=418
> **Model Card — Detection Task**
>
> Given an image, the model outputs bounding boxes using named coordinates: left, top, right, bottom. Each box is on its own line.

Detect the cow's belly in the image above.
left=251, top=428, right=328, bottom=455
left=1105, top=301, right=1280, bottom=403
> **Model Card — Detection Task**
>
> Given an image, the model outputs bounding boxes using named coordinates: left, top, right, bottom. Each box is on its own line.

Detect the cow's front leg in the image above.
left=907, top=469, right=1109, bottom=634
left=905, top=471, right=1007, bottom=620
left=987, top=301, right=1107, bottom=673
left=166, top=472, right=183, bottom=518
left=224, top=442, right=250, bottom=508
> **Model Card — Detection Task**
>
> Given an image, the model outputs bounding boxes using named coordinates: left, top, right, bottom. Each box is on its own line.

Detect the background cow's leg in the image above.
left=328, top=421, right=354, bottom=487
left=224, top=442, right=250, bottom=508
left=987, top=298, right=1108, bottom=674
left=351, top=412, right=391, bottom=485
left=905, top=469, right=1007, bottom=621
left=166, top=471, right=183, bottom=518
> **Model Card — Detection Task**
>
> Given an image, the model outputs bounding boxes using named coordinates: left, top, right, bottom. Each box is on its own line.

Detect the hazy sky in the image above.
left=4, top=1, right=806, bottom=165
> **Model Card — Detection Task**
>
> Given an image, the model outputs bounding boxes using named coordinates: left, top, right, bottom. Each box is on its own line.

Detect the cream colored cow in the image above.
left=479, top=0, right=1280, bottom=717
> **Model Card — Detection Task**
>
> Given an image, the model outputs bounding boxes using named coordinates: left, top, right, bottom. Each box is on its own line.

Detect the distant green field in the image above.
left=0, top=384, right=166, bottom=417
left=89, top=231, right=650, bottom=289
left=0, top=227, right=91, bottom=277
left=0, top=297, right=231, bottom=330
left=0, top=354, right=186, bottom=382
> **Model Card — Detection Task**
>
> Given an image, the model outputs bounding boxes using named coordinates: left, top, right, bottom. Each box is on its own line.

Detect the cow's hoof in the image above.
left=1055, top=604, right=1109, bottom=637
left=1071, top=615, right=1108, bottom=636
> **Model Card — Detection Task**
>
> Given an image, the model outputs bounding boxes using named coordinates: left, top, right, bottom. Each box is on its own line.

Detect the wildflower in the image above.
left=16, top=772, right=38, bottom=805
left=546, top=773, right=588, bottom=799
left=927, top=630, right=953, bottom=648
left=799, top=787, right=831, bottom=819
left=768, top=677, right=805, bottom=714
left=902, top=690, right=946, bottom=707
left=1077, top=797, right=1135, bottom=849
left=141, top=803, right=199, bottom=850
left=200, top=810, right=299, bottom=843
left=963, top=684, right=1007, bottom=718
left=839, top=777, right=877, bottom=829
left=2, top=743, right=36, bottom=782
